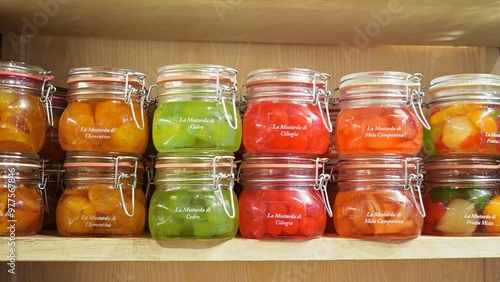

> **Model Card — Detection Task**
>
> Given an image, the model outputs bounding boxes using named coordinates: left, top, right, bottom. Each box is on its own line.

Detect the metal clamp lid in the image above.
left=404, top=157, right=426, bottom=218
left=124, top=71, right=149, bottom=131
left=314, top=157, right=333, bottom=217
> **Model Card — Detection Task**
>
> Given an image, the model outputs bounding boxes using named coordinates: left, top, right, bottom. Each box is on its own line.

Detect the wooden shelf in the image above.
left=2, top=232, right=500, bottom=262
left=0, top=0, right=499, bottom=47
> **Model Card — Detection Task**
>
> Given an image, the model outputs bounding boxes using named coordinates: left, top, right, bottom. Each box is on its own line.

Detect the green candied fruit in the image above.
left=153, top=104, right=196, bottom=149
left=463, top=188, right=494, bottom=213
left=429, top=187, right=461, bottom=204
left=192, top=221, right=213, bottom=237
left=206, top=191, right=239, bottom=236
left=153, top=218, right=184, bottom=237
left=423, top=129, right=438, bottom=155
left=181, top=221, right=194, bottom=236
left=153, top=100, right=241, bottom=152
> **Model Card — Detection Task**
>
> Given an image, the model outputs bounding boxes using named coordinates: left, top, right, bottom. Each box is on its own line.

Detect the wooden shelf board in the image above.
left=0, top=0, right=499, bottom=47
left=2, top=232, right=500, bottom=262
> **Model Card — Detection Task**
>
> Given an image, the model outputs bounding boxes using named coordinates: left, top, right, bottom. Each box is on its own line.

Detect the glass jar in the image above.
left=336, top=72, right=429, bottom=155
left=0, top=60, right=54, bottom=154
left=59, top=67, right=150, bottom=154
left=39, top=87, right=67, bottom=163
left=242, top=68, right=332, bottom=154
left=423, top=74, right=500, bottom=155
left=149, top=153, right=239, bottom=239
left=238, top=154, right=331, bottom=239
left=56, top=152, right=146, bottom=237
left=334, top=155, right=425, bottom=239
left=0, top=153, right=45, bottom=236
left=423, top=155, right=500, bottom=236
left=152, top=64, right=242, bottom=152
left=41, top=161, right=65, bottom=229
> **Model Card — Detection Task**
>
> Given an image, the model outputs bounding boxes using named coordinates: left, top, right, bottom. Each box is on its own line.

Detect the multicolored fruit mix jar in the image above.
left=59, top=67, right=150, bottom=154
left=336, top=72, right=428, bottom=155
left=242, top=68, right=332, bottom=154
left=423, top=74, right=500, bottom=155
left=0, top=60, right=54, bottom=154
left=39, top=87, right=68, bottom=163
left=238, top=155, right=331, bottom=239
left=423, top=155, right=500, bottom=236
left=334, top=155, right=425, bottom=239
left=56, top=153, right=146, bottom=237
left=149, top=153, right=239, bottom=239
left=0, top=153, right=45, bottom=236
left=152, top=64, right=241, bottom=152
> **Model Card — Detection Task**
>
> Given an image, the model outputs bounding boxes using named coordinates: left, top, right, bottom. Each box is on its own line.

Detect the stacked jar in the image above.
left=0, top=60, right=55, bottom=236
left=422, top=74, right=500, bottom=236
left=148, top=64, right=241, bottom=240
left=334, top=71, right=428, bottom=239
left=238, top=68, right=333, bottom=240
left=55, top=67, right=149, bottom=237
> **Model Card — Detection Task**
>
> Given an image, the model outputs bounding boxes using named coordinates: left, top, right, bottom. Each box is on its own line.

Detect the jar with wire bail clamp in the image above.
left=0, top=60, right=55, bottom=154
left=0, top=153, right=45, bottom=236
left=423, top=74, right=500, bottom=155
left=152, top=64, right=242, bottom=153
left=336, top=71, right=429, bottom=155
left=238, top=154, right=331, bottom=239
left=242, top=68, right=333, bottom=154
left=149, top=153, right=239, bottom=239
left=59, top=67, right=150, bottom=155
left=56, top=152, right=146, bottom=237
left=334, top=154, right=425, bottom=239
left=423, top=155, right=500, bottom=236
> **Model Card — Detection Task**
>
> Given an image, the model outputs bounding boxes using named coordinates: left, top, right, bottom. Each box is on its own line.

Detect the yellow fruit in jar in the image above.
left=465, top=109, right=497, bottom=134
left=0, top=91, right=17, bottom=112
left=429, top=104, right=481, bottom=125
left=106, top=199, right=146, bottom=235
left=56, top=195, right=95, bottom=235
left=482, top=195, right=500, bottom=233
left=110, top=121, right=148, bottom=154
left=0, top=124, right=36, bottom=153
left=16, top=185, right=43, bottom=212
left=442, top=116, right=479, bottom=149
left=88, top=187, right=121, bottom=213
left=59, top=102, right=102, bottom=149
left=436, top=198, right=477, bottom=235
left=95, top=100, right=131, bottom=128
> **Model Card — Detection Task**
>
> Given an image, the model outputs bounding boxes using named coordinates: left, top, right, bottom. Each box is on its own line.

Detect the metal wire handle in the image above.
left=216, top=69, right=239, bottom=130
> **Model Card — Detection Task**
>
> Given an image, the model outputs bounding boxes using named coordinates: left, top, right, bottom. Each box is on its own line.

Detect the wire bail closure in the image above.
left=114, top=156, right=139, bottom=217
left=314, top=157, right=333, bottom=217
left=312, top=73, right=333, bottom=133
left=211, top=155, right=237, bottom=219
left=405, top=73, right=431, bottom=130
left=404, top=157, right=426, bottom=218
left=39, top=159, right=49, bottom=212
left=216, top=68, right=239, bottom=130
left=40, top=71, right=57, bottom=128
left=124, top=72, right=148, bottom=131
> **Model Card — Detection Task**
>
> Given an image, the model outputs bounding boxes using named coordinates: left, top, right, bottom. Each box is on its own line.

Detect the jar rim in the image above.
left=67, top=66, right=146, bottom=84
left=157, top=64, right=237, bottom=83
left=0, top=60, right=54, bottom=81
left=246, top=67, right=330, bottom=87
left=339, top=71, right=420, bottom=89
left=429, top=73, right=500, bottom=89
